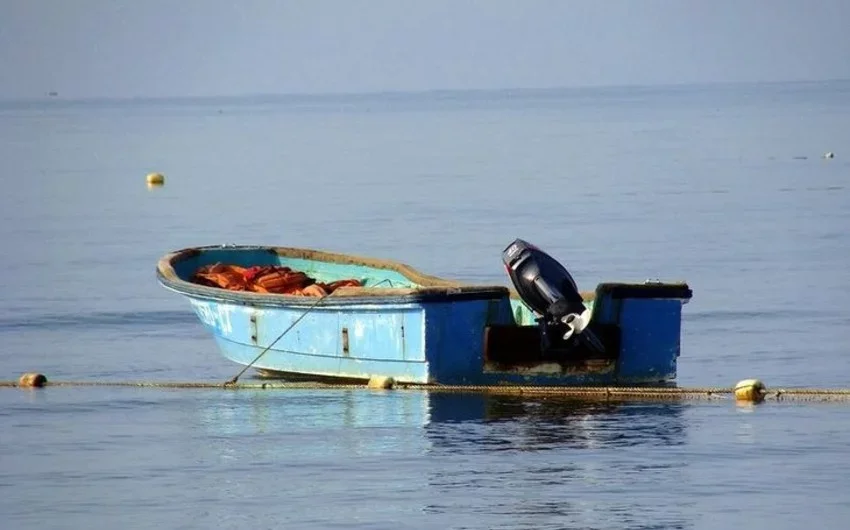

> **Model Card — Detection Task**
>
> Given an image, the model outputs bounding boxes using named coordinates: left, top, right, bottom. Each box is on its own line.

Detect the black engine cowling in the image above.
left=502, top=238, right=605, bottom=354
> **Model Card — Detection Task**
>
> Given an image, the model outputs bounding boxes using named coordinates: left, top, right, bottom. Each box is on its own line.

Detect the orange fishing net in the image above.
left=191, top=264, right=362, bottom=296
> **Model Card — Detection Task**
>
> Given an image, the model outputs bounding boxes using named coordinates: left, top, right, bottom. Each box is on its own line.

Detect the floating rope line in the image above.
left=6, top=375, right=850, bottom=403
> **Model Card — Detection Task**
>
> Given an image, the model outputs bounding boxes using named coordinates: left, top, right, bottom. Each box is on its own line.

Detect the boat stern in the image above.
left=591, top=281, right=693, bottom=382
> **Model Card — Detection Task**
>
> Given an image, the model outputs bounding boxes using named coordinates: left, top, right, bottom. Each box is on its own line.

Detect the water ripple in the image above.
left=0, top=309, right=198, bottom=332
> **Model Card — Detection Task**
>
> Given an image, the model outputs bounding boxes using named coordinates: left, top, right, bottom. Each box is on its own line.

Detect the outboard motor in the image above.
left=502, top=238, right=605, bottom=355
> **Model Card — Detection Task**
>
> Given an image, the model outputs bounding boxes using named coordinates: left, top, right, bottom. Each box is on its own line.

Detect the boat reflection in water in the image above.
left=196, top=388, right=688, bottom=451
left=194, top=389, right=691, bottom=527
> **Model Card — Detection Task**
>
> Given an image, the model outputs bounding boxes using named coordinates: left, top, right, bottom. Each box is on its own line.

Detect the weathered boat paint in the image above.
left=158, top=245, right=692, bottom=386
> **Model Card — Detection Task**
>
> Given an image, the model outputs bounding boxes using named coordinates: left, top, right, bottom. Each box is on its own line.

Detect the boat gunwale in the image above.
left=157, top=245, right=694, bottom=309
left=157, top=244, right=514, bottom=306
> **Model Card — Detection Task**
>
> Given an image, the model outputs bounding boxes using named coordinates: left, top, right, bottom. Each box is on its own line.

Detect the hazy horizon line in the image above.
left=3, top=76, right=849, bottom=104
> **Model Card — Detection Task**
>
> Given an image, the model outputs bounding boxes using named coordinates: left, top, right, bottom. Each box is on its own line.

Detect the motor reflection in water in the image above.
left=422, top=394, right=692, bottom=529
left=426, top=392, right=689, bottom=451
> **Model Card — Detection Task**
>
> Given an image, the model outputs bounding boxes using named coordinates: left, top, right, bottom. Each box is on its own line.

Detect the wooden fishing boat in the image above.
left=156, top=241, right=692, bottom=386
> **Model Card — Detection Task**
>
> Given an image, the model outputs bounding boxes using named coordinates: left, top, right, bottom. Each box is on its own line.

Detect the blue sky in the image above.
left=2, top=0, right=848, bottom=98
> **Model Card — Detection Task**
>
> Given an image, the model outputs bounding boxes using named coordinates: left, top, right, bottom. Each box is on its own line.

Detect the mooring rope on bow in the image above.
left=223, top=278, right=396, bottom=386
left=223, top=292, right=334, bottom=386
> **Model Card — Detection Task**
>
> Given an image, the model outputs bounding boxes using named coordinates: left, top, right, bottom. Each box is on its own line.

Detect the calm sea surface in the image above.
left=1, top=81, right=849, bottom=529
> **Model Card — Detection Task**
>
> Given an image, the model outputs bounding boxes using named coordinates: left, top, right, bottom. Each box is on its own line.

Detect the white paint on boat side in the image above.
left=190, top=299, right=234, bottom=335
left=353, top=320, right=366, bottom=339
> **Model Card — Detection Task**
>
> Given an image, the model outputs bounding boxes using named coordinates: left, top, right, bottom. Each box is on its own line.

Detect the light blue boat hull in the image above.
left=157, top=245, right=692, bottom=386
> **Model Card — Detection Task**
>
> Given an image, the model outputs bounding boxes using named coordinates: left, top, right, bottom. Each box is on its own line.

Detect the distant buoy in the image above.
left=367, top=376, right=395, bottom=390
left=823, top=152, right=835, bottom=159
left=19, top=373, right=48, bottom=388
left=146, top=172, right=165, bottom=186
left=734, top=378, right=766, bottom=403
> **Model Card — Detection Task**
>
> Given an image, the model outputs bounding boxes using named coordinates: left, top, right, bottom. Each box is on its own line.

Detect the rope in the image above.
left=1, top=380, right=363, bottom=390
left=223, top=278, right=395, bottom=385
left=6, top=379, right=850, bottom=401
left=224, top=292, right=333, bottom=386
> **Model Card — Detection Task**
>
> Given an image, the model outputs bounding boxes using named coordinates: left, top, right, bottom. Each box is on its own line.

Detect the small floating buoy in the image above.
left=367, top=376, right=395, bottom=390
left=146, top=172, right=165, bottom=187
left=19, top=373, right=48, bottom=388
left=824, top=152, right=835, bottom=159
left=734, top=378, right=766, bottom=403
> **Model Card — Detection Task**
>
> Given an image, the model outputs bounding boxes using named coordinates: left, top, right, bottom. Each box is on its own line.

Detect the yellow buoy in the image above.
left=734, top=378, right=766, bottom=403
left=146, top=172, right=165, bottom=187
left=367, top=376, right=395, bottom=390
left=19, top=372, right=48, bottom=388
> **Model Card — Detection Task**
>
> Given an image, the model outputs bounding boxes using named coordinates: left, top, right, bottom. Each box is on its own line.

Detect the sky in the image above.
left=1, top=0, right=848, bottom=99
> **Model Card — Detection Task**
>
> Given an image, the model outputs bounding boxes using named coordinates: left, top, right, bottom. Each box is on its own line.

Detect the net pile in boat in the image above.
left=191, top=264, right=362, bottom=296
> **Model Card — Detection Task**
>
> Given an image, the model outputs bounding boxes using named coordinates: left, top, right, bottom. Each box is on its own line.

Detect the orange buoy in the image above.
left=19, top=373, right=48, bottom=388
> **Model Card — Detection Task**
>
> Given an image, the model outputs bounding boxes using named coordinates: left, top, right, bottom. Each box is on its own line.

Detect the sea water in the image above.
left=1, top=81, right=849, bottom=529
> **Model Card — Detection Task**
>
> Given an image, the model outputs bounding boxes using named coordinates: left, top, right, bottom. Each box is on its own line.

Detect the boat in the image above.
left=156, top=240, right=693, bottom=386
